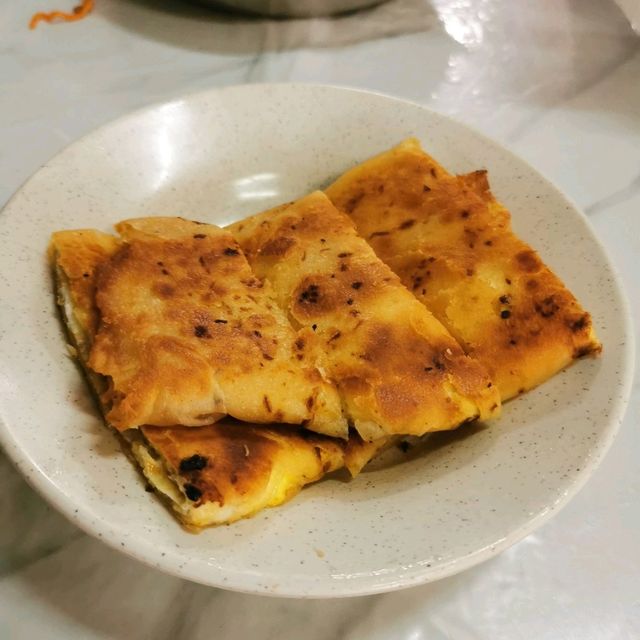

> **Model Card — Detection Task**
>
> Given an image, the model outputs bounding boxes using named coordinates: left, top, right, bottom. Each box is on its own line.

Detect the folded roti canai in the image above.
left=229, top=191, right=500, bottom=442
left=81, top=217, right=347, bottom=437
left=326, top=139, right=601, bottom=400
left=50, top=228, right=375, bottom=528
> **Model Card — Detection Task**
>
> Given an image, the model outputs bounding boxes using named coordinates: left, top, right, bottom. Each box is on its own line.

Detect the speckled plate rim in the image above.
left=0, top=84, right=634, bottom=598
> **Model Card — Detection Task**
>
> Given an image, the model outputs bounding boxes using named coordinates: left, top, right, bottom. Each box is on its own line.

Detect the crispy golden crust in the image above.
left=51, top=224, right=378, bottom=528
left=229, top=192, right=500, bottom=441
left=326, top=139, right=601, bottom=400
left=50, top=230, right=120, bottom=342
left=87, top=217, right=347, bottom=437
left=139, top=422, right=345, bottom=527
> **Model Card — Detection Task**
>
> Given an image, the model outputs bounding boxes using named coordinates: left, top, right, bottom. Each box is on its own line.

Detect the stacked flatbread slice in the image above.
left=229, top=192, right=499, bottom=442
left=50, top=139, right=599, bottom=529
left=326, top=139, right=601, bottom=400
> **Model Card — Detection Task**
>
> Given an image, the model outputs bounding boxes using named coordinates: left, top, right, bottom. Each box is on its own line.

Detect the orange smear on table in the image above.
left=29, top=0, right=94, bottom=29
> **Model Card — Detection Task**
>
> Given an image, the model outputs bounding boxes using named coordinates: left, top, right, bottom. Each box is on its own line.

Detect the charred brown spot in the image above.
left=573, top=345, right=602, bottom=358
left=351, top=281, right=363, bottom=290
left=506, top=278, right=512, bottom=285
left=430, top=168, right=437, bottom=177
left=346, top=298, right=354, bottom=305
left=370, top=230, right=390, bottom=238
left=295, top=337, right=305, bottom=350
left=262, top=353, right=274, bottom=361
left=484, top=240, right=493, bottom=246
left=184, top=483, right=202, bottom=501
left=460, top=210, right=470, bottom=219
left=298, top=284, right=320, bottom=304
left=340, top=263, right=348, bottom=272
left=263, top=395, right=272, bottom=413
left=193, top=234, right=206, bottom=239
left=328, top=331, right=342, bottom=342
left=378, top=184, right=385, bottom=194
left=306, top=396, right=314, bottom=410
left=344, top=192, right=365, bottom=213
left=179, top=454, right=208, bottom=472
left=526, top=279, right=539, bottom=291
left=260, top=236, right=295, bottom=257
left=224, top=247, right=240, bottom=256
left=535, top=296, right=560, bottom=318
left=516, top=250, right=540, bottom=273
left=157, top=261, right=164, bottom=267
left=466, top=268, right=474, bottom=277
left=243, top=277, right=263, bottom=289
left=194, top=325, right=209, bottom=338
left=432, top=356, right=445, bottom=371
left=412, top=275, right=423, bottom=290
left=509, top=338, right=518, bottom=345
left=574, top=345, right=595, bottom=358
left=253, top=329, right=262, bottom=337
left=423, top=184, right=431, bottom=192
left=161, top=269, right=170, bottom=275
left=338, top=252, right=352, bottom=258
left=82, top=272, right=89, bottom=278
left=311, top=324, right=317, bottom=331
left=154, top=283, right=175, bottom=298
left=500, top=310, right=511, bottom=319
left=214, top=319, right=227, bottom=324
left=399, top=219, right=416, bottom=230
left=569, top=315, right=588, bottom=332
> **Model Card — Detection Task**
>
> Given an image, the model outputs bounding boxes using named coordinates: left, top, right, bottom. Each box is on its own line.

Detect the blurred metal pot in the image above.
left=196, top=0, right=388, bottom=18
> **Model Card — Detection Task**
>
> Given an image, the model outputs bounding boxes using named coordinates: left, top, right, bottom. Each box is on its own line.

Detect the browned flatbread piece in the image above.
left=86, top=217, right=346, bottom=437
left=50, top=229, right=121, bottom=348
left=326, top=138, right=601, bottom=400
left=133, top=422, right=345, bottom=528
left=229, top=191, right=500, bottom=442
left=51, top=228, right=376, bottom=528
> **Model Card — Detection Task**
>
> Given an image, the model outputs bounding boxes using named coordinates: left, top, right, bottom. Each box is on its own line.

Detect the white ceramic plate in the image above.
left=0, top=84, right=633, bottom=598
